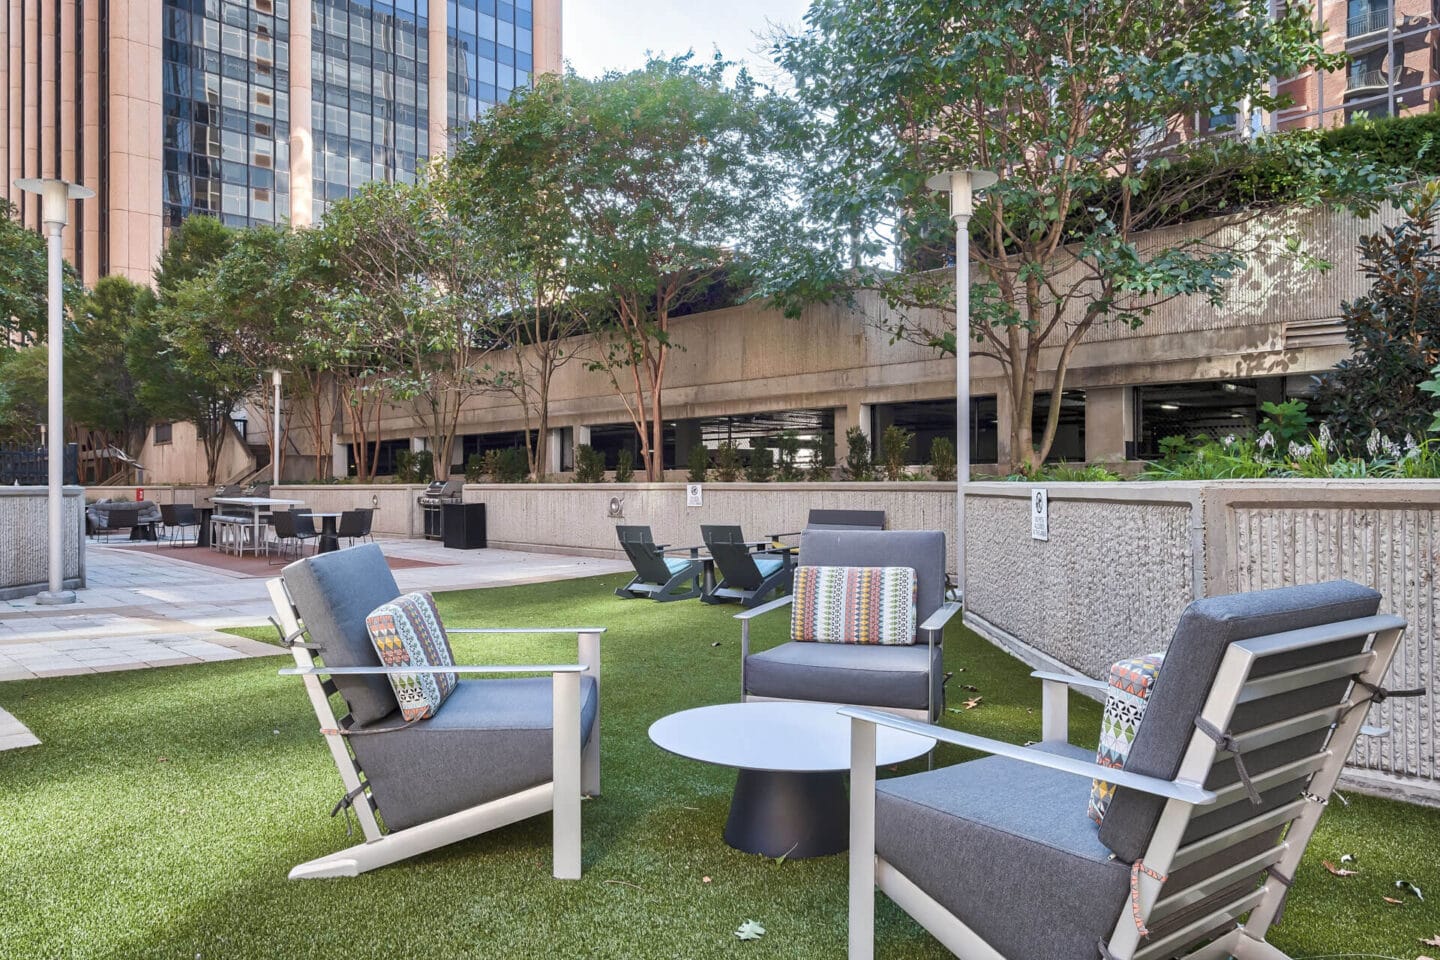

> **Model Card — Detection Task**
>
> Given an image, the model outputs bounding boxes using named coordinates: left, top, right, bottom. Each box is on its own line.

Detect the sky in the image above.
left=562, top=0, right=812, bottom=85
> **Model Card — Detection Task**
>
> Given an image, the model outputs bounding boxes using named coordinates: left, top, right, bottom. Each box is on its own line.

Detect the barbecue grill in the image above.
left=417, top=479, right=464, bottom=540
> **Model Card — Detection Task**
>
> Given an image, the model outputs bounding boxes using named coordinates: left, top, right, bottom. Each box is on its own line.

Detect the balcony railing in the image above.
left=1347, top=6, right=1391, bottom=37
left=1346, top=68, right=1388, bottom=91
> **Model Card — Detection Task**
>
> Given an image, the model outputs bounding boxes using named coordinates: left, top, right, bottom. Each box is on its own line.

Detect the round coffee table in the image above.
left=648, top=701, right=935, bottom=859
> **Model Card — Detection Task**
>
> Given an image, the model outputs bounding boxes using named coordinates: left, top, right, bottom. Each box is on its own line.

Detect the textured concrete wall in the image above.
left=0, top=487, right=86, bottom=597
left=964, top=483, right=1202, bottom=677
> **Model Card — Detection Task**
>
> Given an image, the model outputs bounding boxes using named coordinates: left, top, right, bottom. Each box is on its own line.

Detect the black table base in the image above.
left=723, top=769, right=849, bottom=859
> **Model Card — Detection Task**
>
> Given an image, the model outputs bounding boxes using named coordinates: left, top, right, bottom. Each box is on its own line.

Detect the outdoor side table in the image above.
left=307, top=512, right=343, bottom=554
left=648, top=701, right=934, bottom=859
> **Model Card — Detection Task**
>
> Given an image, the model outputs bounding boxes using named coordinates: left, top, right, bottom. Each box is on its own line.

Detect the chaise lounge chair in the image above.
left=267, top=544, right=602, bottom=880
left=845, top=579, right=1412, bottom=960
left=614, top=525, right=704, bottom=602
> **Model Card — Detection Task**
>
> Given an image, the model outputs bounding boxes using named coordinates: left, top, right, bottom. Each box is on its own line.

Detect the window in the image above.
left=154, top=422, right=174, bottom=445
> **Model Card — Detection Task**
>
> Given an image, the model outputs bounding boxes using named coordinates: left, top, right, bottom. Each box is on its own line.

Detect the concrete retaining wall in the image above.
left=0, top=487, right=86, bottom=599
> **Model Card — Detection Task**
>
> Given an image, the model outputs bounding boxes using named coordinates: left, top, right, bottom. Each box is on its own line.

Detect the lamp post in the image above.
left=271, top=369, right=283, bottom=486
left=925, top=169, right=997, bottom=607
left=15, top=177, right=93, bottom=605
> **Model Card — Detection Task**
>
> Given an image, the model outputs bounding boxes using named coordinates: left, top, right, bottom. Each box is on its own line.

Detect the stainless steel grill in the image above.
left=417, top=479, right=464, bottom=540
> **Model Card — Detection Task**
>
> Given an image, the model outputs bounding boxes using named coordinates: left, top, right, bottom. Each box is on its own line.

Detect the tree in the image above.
left=0, top=199, right=80, bottom=346
left=451, top=75, right=594, bottom=479
left=565, top=56, right=803, bottom=481
left=0, top=346, right=49, bottom=444
left=67, top=276, right=155, bottom=474
left=1318, top=182, right=1440, bottom=448
left=775, top=0, right=1395, bottom=472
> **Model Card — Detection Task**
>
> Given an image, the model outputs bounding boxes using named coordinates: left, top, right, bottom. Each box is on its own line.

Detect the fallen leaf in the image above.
left=1397, top=880, right=1426, bottom=901
left=710, top=642, right=720, bottom=647
left=1421, top=934, right=1440, bottom=947
left=963, top=697, right=983, bottom=710
left=1322, top=860, right=1358, bottom=877
left=702, top=876, right=711, bottom=884
left=1384, top=896, right=1404, bottom=905
left=735, top=920, right=766, bottom=941
left=961, top=684, right=979, bottom=692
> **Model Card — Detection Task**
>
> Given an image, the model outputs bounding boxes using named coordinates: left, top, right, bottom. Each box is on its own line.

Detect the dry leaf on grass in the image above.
left=1384, top=896, right=1404, bottom=905
left=1421, top=934, right=1440, bottom=946
left=1322, top=860, right=1358, bottom=877
left=734, top=920, right=766, bottom=941
left=962, top=697, right=983, bottom=710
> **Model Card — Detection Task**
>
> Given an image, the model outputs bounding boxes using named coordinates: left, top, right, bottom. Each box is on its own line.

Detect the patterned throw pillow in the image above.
left=365, top=591, right=459, bottom=722
left=790, top=566, right=917, bottom=645
left=1089, top=653, right=1166, bottom=825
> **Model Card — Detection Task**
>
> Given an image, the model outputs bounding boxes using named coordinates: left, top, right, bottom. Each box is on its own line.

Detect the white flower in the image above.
left=1256, top=430, right=1276, bottom=451
left=1404, top=434, right=1419, bottom=457
left=1318, top=422, right=1334, bottom=451
left=1366, top=428, right=1381, bottom=458
left=1288, top=440, right=1312, bottom=459
left=1222, top=434, right=1236, bottom=447
left=1382, top=436, right=1401, bottom=460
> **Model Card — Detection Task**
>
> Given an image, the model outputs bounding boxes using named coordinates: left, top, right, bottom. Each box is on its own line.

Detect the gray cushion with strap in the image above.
left=281, top=544, right=402, bottom=726
left=349, top=675, right=599, bottom=831
left=744, top=640, right=942, bottom=711
left=1099, top=579, right=1382, bottom=863
left=876, top=742, right=1131, bottom=960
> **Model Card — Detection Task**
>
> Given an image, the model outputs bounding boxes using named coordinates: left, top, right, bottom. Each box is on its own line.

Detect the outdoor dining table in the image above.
left=211, top=497, right=304, bottom=557
left=307, top=512, right=344, bottom=554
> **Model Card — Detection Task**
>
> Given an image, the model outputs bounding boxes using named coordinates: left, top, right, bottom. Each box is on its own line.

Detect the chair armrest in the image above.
left=1031, top=670, right=1109, bottom=693
left=734, top=594, right=794, bottom=621
left=919, top=602, right=962, bottom=634
left=281, top=663, right=586, bottom=676
left=839, top=706, right=1216, bottom=805
left=767, top=530, right=801, bottom=541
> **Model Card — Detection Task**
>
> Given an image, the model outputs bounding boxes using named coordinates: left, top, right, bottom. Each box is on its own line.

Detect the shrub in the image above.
left=881, top=425, right=914, bottom=481
left=614, top=448, right=635, bottom=483
left=929, top=436, right=957, bottom=482
left=573, top=444, right=605, bottom=483
left=713, top=441, right=743, bottom=482
left=745, top=442, right=774, bottom=482
left=1258, top=399, right=1312, bottom=448
left=807, top=432, right=836, bottom=481
left=1424, top=364, right=1440, bottom=434
left=395, top=449, right=435, bottom=483
left=686, top=443, right=709, bottom=483
left=482, top=447, right=528, bottom=483
left=775, top=430, right=803, bottom=482
left=842, top=427, right=873, bottom=481
left=465, top=453, right=484, bottom=482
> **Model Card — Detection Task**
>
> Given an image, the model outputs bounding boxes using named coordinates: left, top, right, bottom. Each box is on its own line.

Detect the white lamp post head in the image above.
left=272, top=368, right=283, bottom=387
left=926, top=169, right=998, bottom=220
left=14, top=177, right=94, bottom=228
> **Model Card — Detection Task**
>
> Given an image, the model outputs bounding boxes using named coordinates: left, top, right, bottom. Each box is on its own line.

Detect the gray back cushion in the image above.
left=281, top=543, right=402, bottom=726
left=1099, top=579, right=1381, bottom=862
left=799, top=530, right=946, bottom=631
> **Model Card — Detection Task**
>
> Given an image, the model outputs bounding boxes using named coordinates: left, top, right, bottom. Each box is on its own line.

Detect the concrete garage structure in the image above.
left=143, top=201, right=1381, bottom=483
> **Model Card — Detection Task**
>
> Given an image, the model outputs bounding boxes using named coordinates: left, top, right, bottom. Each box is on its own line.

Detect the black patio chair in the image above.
left=337, top=508, right=374, bottom=547
left=614, top=525, right=704, bottom=602
left=159, top=503, right=200, bottom=547
left=700, top=524, right=794, bottom=608
left=270, top=509, right=318, bottom=564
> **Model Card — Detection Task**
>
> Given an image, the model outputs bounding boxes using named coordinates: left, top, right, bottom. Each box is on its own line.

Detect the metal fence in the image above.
left=0, top=444, right=78, bottom=485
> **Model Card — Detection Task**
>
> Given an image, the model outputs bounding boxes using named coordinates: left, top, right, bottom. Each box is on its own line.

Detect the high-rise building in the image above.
left=1, top=0, right=561, bottom=285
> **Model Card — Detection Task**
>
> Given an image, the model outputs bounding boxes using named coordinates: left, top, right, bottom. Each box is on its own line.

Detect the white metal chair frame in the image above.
left=845, top=613, right=1408, bottom=960
left=737, top=594, right=962, bottom=722
left=267, top=578, right=603, bottom=881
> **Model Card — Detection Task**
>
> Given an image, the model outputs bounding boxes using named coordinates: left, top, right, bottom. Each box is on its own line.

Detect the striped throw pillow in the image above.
left=790, top=566, right=917, bottom=645
left=1089, top=653, right=1165, bottom=825
left=365, top=591, right=459, bottom=722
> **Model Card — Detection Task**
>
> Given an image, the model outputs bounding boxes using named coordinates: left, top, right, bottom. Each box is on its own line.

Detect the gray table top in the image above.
left=648, top=701, right=935, bottom=773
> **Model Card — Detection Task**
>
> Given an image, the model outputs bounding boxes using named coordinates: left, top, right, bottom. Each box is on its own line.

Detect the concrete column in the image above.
left=994, top=386, right=1015, bottom=470
left=81, top=0, right=100, bottom=285
left=331, top=436, right=348, bottom=478
left=427, top=0, right=448, bottom=157
left=1084, top=385, right=1135, bottom=464
left=289, top=0, right=313, bottom=228
left=23, top=0, right=38, bottom=227
left=545, top=428, right=564, bottom=477
left=410, top=436, right=427, bottom=453
left=573, top=424, right=592, bottom=466
left=533, top=0, right=562, bottom=75
left=0, top=1, right=9, bottom=210
left=40, top=0, right=54, bottom=180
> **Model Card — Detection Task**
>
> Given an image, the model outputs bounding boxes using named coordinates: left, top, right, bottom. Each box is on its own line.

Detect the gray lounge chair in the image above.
left=614, top=525, right=704, bottom=602
left=267, top=544, right=603, bottom=880
left=700, top=524, right=794, bottom=608
left=737, top=530, right=956, bottom=721
left=845, top=580, right=1411, bottom=960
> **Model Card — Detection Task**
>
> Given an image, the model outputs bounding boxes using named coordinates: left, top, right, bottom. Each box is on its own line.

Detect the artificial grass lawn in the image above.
left=1, top=573, right=1435, bottom=960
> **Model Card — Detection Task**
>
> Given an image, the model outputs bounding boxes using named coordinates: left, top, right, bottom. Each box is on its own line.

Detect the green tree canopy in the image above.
left=775, top=0, right=1398, bottom=471
left=67, top=275, right=155, bottom=464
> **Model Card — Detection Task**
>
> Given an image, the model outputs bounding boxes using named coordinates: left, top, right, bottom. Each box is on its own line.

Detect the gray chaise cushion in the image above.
left=798, top=530, right=946, bottom=627
left=350, top=675, right=599, bottom=831
left=1099, top=579, right=1381, bottom=863
left=877, top=743, right=1130, bottom=960
left=745, top=640, right=942, bottom=711
left=281, top=544, right=402, bottom=726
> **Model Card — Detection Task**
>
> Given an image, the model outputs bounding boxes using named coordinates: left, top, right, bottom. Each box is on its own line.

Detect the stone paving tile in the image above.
left=0, top=707, right=39, bottom=750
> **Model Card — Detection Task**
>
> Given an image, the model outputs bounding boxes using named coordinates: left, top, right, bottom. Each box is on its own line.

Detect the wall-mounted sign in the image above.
left=686, top=483, right=703, bottom=507
left=1030, top=489, right=1049, bottom=541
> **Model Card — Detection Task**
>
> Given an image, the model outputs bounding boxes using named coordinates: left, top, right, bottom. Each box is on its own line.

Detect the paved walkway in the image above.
left=0, top=539, right=628, bottom=683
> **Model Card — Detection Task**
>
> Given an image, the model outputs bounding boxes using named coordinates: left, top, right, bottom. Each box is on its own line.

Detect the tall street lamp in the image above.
left=271, top=369, right=283, bottom=486
left=926, top=169, right=997, bottom=607
left=15, top=177, right=93, bottom=605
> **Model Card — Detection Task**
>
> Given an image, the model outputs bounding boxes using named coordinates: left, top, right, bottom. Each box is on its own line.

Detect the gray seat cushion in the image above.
left=1100, top=579, right=1382, bottom=863
left=745, top=640, right=941, bottom=711
left=876, top=743, right=1130, bottom=960
left=350, top=675, right=599, bottom=831
left=281, top=544, right=402, bottom=726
